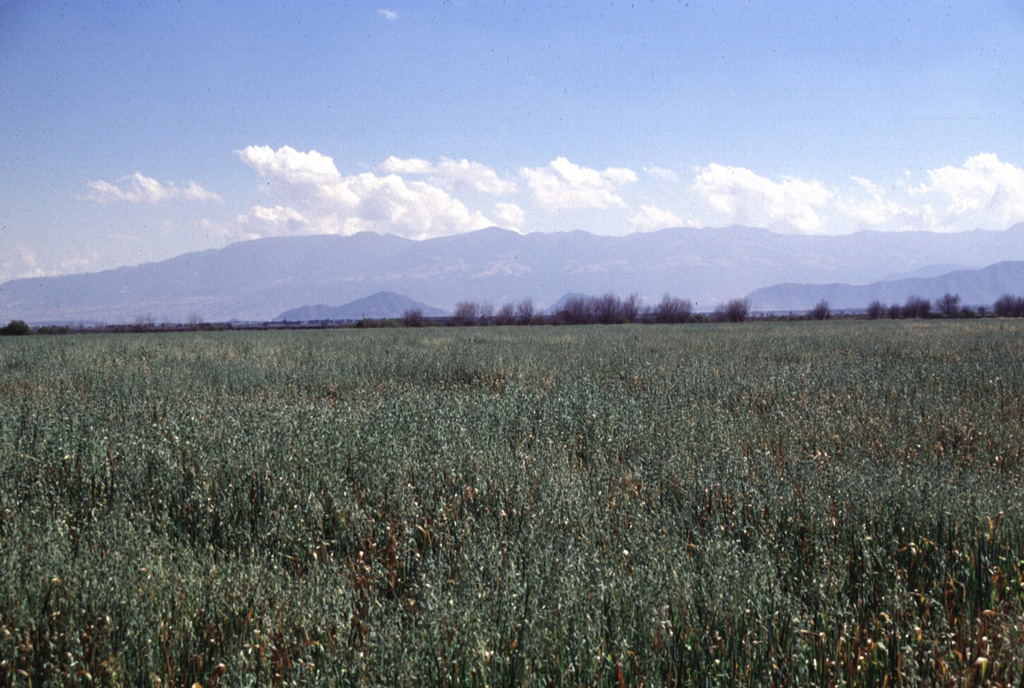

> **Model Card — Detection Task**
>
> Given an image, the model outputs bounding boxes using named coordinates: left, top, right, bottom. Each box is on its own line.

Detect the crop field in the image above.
left=1, top=321, right=1024, bottom=686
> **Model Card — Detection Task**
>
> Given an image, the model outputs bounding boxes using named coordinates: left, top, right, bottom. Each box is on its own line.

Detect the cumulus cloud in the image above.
left=236, top=205, right=309, bottom=238
left=520, top=157, right=637, bottom=211
left=628, top=204, right=683, bottom=232
left=238, top=146, right=341, bottom=186
left=834, top=176, right=903, bottom=228
left=833, top=176, right=934, bottom=231
left=0, top=246, right=47, bottom=281
left=236, top=145, right=494, bottom=239
left=830, top=155, right=1024, bottom=233
left=493, top=202, right=525, bottom=231
left=86, top=173, right=221, bottom=203
left=58, top=248, right=99, bottom=275
left=644, top=166, right=681, bottom=183
left=914, top=153, right=1024, bottom=230
left=380, top=156, right=516, bottom=194
left=227, top=148, right=1024, bottom=240
left=691, top=164, right=832, bottom=233
left=378, top=8, right=399, bottom=21
left=380, top=156, right=433, bottom=175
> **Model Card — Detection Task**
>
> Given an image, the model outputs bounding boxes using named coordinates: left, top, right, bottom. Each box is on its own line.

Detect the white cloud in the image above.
left=602, top=167, right=639, bottom=185
left=628, top=204, right=683, bottom=232
left=435, top=158, right=517, bottom=194
left=835, top=176, right=904, bottom=229
left=520, top=157, right=637, bottom=211
left=236, top=145, right=494, bottom=240
left=238, top=146, right=341, bottom=186
left=494, top=202, right=525, bottom=230
left=60, top=248, right=98, bottom=274
left=644, top=165, right=681, bottom=183
left=380, top=156, right=516, bottom=194
left=691, top=164, right=832, bottom=233
left=914, top=153, right=1024, bottom=230
left=237, top=205, right=310, bottom=237
left=86, top=172, right=221, bottom=203
left=380, top=156, right=433, bottom=175
left=378, top=8, right=399, bottom=21
left=225, top=148, right=1024, bottom=241
left=0, top=246, right=47, bottom=281
left=831, top=155, right=1024, bottom=233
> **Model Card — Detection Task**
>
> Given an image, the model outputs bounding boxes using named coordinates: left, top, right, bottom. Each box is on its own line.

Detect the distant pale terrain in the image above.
left=274, top=292, right=447, bottom=322
left=2, top=224, right=1023, bottom=324
left=746, top=261, right=1024, bottom=312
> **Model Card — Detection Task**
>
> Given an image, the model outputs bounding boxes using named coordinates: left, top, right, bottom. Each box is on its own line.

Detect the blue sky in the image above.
left=2, top=0, right=1024, bottom=282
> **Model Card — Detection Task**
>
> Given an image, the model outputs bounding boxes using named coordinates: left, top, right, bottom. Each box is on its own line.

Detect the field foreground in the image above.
left=2, top=322, right=1023, bottom=686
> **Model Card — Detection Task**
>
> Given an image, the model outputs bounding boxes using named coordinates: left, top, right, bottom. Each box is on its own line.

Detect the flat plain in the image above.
left=2, top=321, right=1023, bottom=686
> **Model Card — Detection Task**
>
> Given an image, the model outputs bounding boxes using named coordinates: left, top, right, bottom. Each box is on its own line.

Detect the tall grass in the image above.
left=1, top=321, right=1023, bottom=686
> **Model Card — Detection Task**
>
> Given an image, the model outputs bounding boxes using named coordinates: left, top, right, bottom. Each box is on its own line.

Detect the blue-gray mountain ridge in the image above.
left=2, top=223, right=1023, bottom=324
left=745, top=261, right=1024, bottom=312
left=275, top=292, right=446, bottom=322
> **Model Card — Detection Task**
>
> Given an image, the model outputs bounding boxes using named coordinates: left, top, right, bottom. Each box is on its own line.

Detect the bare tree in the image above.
left=594, top=293, right=623, bottom=324
left=653, top=295, right=693, bottom=323
left=494, top=302, right=516, bottom=326
left=515, top=299, right=535, bottom=325
left=886, top=303, right=902, bottom=319
left=714, top=298, right=750, bottom=323
left=477, top=302, right=494, bottom=326
left=808, top=299, right=830, bottom=320
left=402, top=307, right=424, bottom=327
left=450, top=301, right=479, bottom=326
left=621, top=293, right=643, bottom=323
left=132, top=312, right=155, bottom=332
left=901, top=296, right=931, bottom=319
left=558, top=296, right=594, bottom=325
left=937, top=293, right=961, bottom=318
left=866, top=300, right=885, bottom=320
left=994, top=294, right=1024, bottom=317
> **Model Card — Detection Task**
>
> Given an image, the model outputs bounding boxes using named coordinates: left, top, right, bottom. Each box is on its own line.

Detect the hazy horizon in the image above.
left=3, top=1, right=1024, bottom=284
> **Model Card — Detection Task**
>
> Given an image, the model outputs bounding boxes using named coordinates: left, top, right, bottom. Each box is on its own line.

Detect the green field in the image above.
left=2, top=321, right=1023, bottom=686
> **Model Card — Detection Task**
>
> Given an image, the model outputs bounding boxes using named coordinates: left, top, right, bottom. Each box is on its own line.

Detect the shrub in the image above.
left=0, top=319, right=31, bottom=335
left=35, top=325, right=72, bottom=335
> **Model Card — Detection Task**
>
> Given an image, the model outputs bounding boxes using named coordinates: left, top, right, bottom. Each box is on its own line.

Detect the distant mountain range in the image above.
left=3, top=223, right=1024, bottom=324
left=275, top=292, right=446, bottom=322
left=746, top=261, right=1024, bottom=312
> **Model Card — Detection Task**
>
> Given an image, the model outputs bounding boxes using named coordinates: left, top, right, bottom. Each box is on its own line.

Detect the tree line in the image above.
left=863, top=292, right=1023, bottom=320
left=405, top=293, right=752, bottom=327
left=404, top=291, right=1024, bottom=327
left=5, top=292, right=1024, bottom=335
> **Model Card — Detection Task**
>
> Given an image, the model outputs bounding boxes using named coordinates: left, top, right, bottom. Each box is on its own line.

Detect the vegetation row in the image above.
left=6, top=291, right=1024, bottom=335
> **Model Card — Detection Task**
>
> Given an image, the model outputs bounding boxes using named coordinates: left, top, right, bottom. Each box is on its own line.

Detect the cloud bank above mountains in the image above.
left=32, top=148, right=1022, bottom=287
left=82, top=147, right=1024, bottom=247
